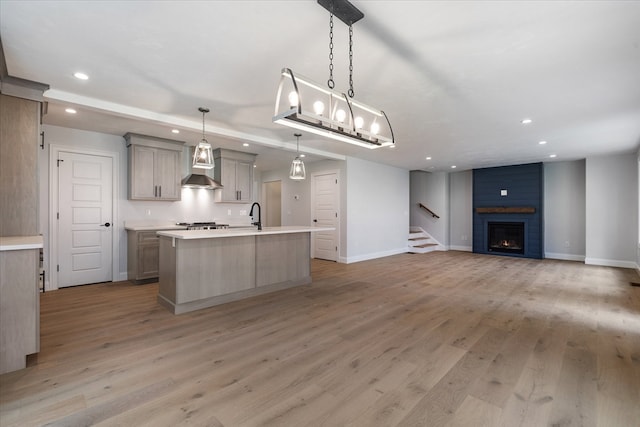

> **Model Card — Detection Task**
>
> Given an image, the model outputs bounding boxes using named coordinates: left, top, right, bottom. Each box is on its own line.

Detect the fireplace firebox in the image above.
left=488, top=222, right=525, bottom=254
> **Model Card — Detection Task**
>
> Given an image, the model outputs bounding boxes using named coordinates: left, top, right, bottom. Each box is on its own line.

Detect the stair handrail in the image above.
left=418, top=203, right=440, bottom=219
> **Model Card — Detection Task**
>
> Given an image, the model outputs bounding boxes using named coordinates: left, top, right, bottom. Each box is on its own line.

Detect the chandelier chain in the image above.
left=328, top=13, right=335, bottom=89
left=348, top=24, right=354, bottom=98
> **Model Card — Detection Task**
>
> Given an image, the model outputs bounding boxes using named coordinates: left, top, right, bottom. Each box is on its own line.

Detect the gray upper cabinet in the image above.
left=125, top=133, right=184, bottom=201
left=213, top=148, right=256, bottom=203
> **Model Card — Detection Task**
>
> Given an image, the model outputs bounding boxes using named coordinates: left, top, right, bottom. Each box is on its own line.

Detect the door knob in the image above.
left=313, top=219, right=318, bottom=223
left=101, top=222, right=111, bottom=227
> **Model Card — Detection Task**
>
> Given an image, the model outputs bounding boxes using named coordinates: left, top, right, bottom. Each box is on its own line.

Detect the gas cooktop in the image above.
left=176, top=222, right=230, bottom=230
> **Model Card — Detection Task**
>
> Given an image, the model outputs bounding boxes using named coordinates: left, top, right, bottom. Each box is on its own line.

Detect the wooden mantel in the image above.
left=475, top=206, right=536, bottom=214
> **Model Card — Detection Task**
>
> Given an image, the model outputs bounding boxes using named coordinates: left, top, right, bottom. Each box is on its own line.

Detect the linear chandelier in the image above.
left=273, top=0, right=394, bottom=149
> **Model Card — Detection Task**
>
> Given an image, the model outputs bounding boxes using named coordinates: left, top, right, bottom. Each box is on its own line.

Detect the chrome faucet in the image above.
left=249, top=202, right=262, bottom=231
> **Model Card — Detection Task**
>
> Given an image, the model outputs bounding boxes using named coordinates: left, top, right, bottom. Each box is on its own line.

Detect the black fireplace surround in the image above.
left=472, top=163, right=543, bottom=259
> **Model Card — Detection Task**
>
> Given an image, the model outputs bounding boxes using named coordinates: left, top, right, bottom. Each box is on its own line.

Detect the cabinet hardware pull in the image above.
left=159, top=186, right=161, bottom=198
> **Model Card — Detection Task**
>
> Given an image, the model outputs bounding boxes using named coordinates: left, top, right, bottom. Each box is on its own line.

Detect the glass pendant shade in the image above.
left=192, top=107, right=215, bottom=169
left=273, top=68, right=394, bottom=149
left=289, top=157, right=306, bottom=180
left=192, top=139, right=214, bottom=169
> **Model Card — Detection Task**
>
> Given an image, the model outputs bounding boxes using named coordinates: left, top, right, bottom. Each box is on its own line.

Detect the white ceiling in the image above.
left=2, top=0, right=639, bottom=172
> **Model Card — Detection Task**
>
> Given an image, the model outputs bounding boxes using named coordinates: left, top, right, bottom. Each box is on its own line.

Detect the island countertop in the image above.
left=157, top=226, right=334, bottom=240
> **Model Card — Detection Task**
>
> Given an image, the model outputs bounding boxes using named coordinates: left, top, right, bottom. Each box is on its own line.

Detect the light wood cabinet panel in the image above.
left=130, top=145, right=156, bottom=199
left=125, top=133, right=183, bottom=201
left=256, top=233, right=310, bottom=287
left=0, top=94, right=39, bottom=236
left=0, top=248, right=39, bottom=374
left=213, top=148, right=256, bottom=203
left=155, top=149, right=180, bottom=200
left=236, top=161, right=253, bottom=202
left=127, top=230, right=162, bottom=283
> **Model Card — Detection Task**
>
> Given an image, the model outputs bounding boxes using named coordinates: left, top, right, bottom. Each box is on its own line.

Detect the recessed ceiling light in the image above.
left=253, top=164, right=257, bottom=168
left=171, top=129, right=180, bottom=134
left=549, top=154, right=557, bottom=158
left=242, top=143, right=249, bottom=147
left=521, top=118, right=532, bottom=124
left=300, top=154, right=306, bottom=158
left=388, top=144, right=396, bottom=149
left=451, top=165, right=457, bottom=169
left=426, top=156, right=432, bottom=160
left=538, top=140, right=547, bottom=145
left=65, top=108, right=77, bottom=114
left=73, top=72, right=89, bottom=80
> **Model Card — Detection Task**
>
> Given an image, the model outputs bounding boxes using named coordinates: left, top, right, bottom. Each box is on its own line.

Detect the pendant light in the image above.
left=192, top=107, right=214, bottom=169
left=273, top=0, right=394, bottom=149
left=289, top=133, right=306, bottom=180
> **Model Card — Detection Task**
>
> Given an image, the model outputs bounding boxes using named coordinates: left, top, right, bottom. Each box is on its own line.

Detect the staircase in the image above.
left=408, top=226, right=445, bottom=254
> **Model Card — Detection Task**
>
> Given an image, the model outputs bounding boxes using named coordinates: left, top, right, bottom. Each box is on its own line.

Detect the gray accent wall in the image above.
left=346, top=157, right=410, bottom=263
left=586, top=152, right=638, bottom=268
left=544, top=160, right=586, bottom=261
left=410, top=170, right=450, bottom=247
left=449, top=170, right=472, bottom=251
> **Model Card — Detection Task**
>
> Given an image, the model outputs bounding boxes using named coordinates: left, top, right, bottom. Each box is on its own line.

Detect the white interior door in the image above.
left=312, top=172, right=339, bottom=261
left=57, top=151, right=113, bottom=287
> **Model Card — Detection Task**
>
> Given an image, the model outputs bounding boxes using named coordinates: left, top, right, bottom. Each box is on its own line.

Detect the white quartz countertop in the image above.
left=157, top=226, right=335, bottom=240
left=0, top=235, right=44, bottom=251
left=125, top=224, right=187, bottom=231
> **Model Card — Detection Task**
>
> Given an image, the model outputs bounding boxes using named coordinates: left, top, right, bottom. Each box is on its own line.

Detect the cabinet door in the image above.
left=138, top=244, right=160, bottom=279
left=155, top=149, right=181, bottom=201
left=236, top=161, right=252, bottom=202
left=130, top=145, right=156, bottom=199
left=221, top=158, right=238, bottom=201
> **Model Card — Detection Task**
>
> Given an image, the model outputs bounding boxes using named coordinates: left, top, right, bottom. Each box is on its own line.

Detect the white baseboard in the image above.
left=449, top=245, right=472, bottom=252
left=584, top=257, right=638, bottom=269
left=545, top=252, right=586, bottom=262
left=118, top=272, right=128, bottom=282
left=342, top=247, right=409, bottom=264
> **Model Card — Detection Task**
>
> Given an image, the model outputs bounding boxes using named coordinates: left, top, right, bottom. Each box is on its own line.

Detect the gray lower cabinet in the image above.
left=0, top=248, right=39, bottom=374
left=125, top=133, right=184, bottom=201
left=127, top=230, right=163, bottom=283
left=213, top=148, right=256, bottom=203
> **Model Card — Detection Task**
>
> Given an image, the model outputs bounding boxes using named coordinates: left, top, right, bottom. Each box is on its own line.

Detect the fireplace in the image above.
left=488, top=222, right=525, bottom=254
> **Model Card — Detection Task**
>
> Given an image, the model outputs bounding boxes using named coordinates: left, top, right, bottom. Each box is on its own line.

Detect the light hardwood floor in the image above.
left=1, top=251, right=639, bottom=426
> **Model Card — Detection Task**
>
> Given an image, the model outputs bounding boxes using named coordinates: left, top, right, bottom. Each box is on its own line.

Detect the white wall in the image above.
left=345, top=157, right=409, bottom=263
left=544, top=160, right=586, bottom=261
left=39, top=125, right=257, bottom=287
left=410, top=170, right=449, bottom=246
left=585, top=152, right=638, bottom=268
left=449, top=170, right=472, bottom=251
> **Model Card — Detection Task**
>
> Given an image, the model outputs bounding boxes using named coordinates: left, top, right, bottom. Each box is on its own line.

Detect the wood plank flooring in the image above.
left=1, top=251, right=639, bottom=426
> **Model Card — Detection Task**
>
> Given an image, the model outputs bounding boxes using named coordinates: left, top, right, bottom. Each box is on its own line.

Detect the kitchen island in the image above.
left=156, top=226, right=333, bottom=314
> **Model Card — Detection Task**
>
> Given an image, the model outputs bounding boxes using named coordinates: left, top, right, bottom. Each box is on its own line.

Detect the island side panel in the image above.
left=158, top=236, right=177, bottom=304
left=0, top=249, right=38, bottom=374
left=255, top=232, right=310, bottom=287
left=175, top=236, right=256, bottom=304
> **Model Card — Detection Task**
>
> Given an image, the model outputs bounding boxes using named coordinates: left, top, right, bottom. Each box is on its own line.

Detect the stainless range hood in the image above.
left=181, top=145, right=223, bottom=189
left=181, top=173, right=223, bottom=189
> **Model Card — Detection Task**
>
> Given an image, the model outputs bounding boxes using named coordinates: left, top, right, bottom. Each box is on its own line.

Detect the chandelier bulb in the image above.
left=354, top=116, right=364, bottom=129
left=313, top=101, right=325, bottom=115
left=336, top=109, right=346, bottom=123
left=371, top=122, right=380, bottom=135
left=288, top=91, right=299, bottom=108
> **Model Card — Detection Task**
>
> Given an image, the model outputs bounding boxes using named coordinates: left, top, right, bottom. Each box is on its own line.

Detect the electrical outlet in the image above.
left=240, top=210, right=246, bottom=216
left=461, top=235, right=467, bottom=241
left=145, top=209, right=151, bottom=216
left=564, top=240, right=570, bottom=247
left=227, top=209, right=232, bottom=215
